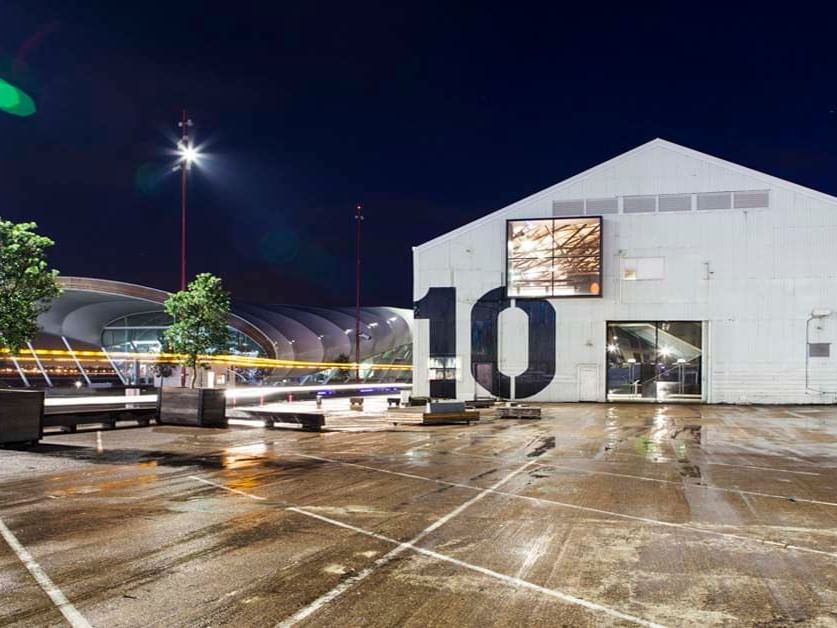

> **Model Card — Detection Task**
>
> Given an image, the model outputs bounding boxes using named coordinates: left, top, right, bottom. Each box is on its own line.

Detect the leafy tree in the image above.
left=334, top=353, right=352, bottom=381
left=162, top=273, right=230, bottom=388
left=0, top=219, right=62, bottom=353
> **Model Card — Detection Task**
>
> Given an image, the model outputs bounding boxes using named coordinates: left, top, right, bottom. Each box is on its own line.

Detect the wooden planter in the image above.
left=0, top=389, right=44, bottom=446
left=158, top=387, right=227, bottom=428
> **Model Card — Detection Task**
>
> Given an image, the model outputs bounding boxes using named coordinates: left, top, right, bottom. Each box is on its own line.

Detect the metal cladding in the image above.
left=413, top=138, right=837, bottom=404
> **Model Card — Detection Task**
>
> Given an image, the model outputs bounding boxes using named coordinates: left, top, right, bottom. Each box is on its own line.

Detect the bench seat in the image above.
left=242, top=409, right=324, bottom=432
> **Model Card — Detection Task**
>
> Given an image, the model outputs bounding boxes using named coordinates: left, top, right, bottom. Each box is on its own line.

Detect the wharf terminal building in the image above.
left=412, top=139, right=837, bottom=404
left=1, top=277, right=412, bottom=389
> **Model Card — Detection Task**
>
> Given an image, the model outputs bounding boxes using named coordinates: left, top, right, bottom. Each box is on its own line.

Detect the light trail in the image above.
left=0, top=348, right=412, bottom=371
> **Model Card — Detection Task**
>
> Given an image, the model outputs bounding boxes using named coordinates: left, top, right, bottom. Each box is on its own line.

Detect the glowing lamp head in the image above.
left=177, top=141, right=201, bottom=167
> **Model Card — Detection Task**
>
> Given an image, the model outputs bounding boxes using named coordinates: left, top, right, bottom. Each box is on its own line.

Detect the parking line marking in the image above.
left=292, top=453, right=837, bottom=559
left=287, top=507, right=666, bottom=628
left=375, top=446, right=835, bottom=507
left=0, top=518, right=92, bottom=628
left=188, top=475, right=267, bottom=500
left=275, top=460, right=537, bottom=627
left=705, top=462, right=820, bottom=476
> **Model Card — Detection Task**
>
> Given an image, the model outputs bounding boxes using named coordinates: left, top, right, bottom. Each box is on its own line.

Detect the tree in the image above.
left=334, top=353, right=352, bottom=381
left=162, top=273, right=231, bottom=388
left=0, top=219, right=62, bottom=354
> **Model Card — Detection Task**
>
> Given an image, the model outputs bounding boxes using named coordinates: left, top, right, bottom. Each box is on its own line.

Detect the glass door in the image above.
left=606, top=321, right=703, bottom=402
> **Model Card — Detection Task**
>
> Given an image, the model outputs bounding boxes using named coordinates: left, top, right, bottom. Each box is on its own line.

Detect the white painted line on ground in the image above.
left=401, top=445, right=837, bottom=508
left=275, top=459, right=538, bottom=628
left=706, top=462, right=820, bottom=476
left=0, top=518, right=92, bottom=628
left=291, top=453, right=837, bottom=559
left=543, top=463, right=837, bottom=508
left=287, top=507, right=666, bottom=628
left=188, top=475, right=267, bottom=501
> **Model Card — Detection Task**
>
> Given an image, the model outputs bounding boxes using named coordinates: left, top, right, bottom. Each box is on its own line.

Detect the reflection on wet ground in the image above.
left=1, top=402, right=836, bottom=627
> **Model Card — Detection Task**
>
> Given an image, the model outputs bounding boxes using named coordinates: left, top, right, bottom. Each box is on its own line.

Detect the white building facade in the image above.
left=412, top=139, right=837, bottom=404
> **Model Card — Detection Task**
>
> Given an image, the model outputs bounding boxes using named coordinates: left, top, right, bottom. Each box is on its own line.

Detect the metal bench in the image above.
left=241, top=409, right=324, bottom=432
left=496, top=406, right=541, bottom=419
left=387, top=397, right=401, bottom=408
left=43, top=407, right=157, bottom=433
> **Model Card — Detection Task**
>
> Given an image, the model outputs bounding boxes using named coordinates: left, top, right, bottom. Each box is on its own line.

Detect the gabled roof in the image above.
left=415, top=138, right=837, bottom=251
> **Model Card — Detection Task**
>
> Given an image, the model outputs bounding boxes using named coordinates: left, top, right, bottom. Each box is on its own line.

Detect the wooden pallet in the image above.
left=422, top=411, right=480, bottom=425
left=496, top=406, right=542, bottom=419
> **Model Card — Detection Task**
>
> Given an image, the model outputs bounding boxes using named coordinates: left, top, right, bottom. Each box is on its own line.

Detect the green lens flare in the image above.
left=0, top=78, right=36, bottom=117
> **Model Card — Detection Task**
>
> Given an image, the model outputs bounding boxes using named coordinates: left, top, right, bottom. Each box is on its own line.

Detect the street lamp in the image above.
left=174, top=110, right=201, bottom=290
left=355, top=203, right=364, bottom=383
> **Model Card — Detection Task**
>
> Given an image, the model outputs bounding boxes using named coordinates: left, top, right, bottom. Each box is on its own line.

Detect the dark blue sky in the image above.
left=3, top=2, right=837, bottom=306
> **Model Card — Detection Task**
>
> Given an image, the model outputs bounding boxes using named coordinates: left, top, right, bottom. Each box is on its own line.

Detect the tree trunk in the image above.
left=190, top=367, right=197, bottom=389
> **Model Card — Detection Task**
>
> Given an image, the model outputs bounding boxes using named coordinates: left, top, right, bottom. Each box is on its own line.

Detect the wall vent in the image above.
left=809, top=343, right=831, bottom=358
left=658, top=194, right=692, bottom=212
left=585, top=198, right=618, bottom=214
left=733, top=190, right=769, bottom=209
left=697, top=192, right=732, bottom=211
left=553, top=200, right=585, bottom=216
left=623, top=195, right=657, bottom=213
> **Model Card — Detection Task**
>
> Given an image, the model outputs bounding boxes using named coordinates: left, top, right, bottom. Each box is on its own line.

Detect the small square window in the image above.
left=809, top=343, right=831, bottom=358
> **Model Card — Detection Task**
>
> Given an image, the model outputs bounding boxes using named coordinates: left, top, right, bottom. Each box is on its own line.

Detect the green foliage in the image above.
left=163, top=273, right=231, bottom=388
left=0, top=219, right=62, bottom=353
left=334, top=353, right=352, bottom=380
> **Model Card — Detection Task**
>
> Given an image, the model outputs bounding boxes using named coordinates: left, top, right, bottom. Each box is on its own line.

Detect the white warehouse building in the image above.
left=412, top=139, right=837, bottom=404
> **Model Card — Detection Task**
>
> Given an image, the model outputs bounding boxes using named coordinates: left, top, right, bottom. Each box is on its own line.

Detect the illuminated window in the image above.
left=428, top=357, right=457, bottom=380
left=507, top=217, right=602, bottom=298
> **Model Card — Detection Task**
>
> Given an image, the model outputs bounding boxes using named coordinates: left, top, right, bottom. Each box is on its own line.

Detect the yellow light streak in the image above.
left=0, top=349, right=412, bottom=371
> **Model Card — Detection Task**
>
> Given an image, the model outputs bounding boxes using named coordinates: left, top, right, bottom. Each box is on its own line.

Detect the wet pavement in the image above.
left=1, top=401, right=836, bottom=627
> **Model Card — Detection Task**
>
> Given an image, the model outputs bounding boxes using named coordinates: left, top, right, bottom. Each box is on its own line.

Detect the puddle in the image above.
left=527, top=436, right=555, bottom=458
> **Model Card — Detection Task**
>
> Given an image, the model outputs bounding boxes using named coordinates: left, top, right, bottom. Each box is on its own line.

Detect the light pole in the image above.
left=355, top=203, right=363, bottom=383
left=174, top=111, right=200, bottom=386
left=175, top=110, right=200, bottom=290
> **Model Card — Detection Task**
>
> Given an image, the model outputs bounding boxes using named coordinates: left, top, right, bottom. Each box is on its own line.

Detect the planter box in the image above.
left=158, top=387, right=227, bottom=428
left=0, top=390, right=44, bottom=445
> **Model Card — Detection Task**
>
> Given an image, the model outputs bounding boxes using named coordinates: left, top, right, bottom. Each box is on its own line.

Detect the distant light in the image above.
left=368, top=322, right=379, bottom=328
left=344, top=329, right=352, bottom=334
left=677, top=358, right=686, bottom=364
left=607, top=344, right=617, bottom=353
left=659, top=346, right=672, bottom=357
left=74, top=380, right=82, bottom=389
left=177, top=140, right=201, bottom=166
left=627, top=358, right=637, bottom=364
left=388, top=317, right=398, bottom=322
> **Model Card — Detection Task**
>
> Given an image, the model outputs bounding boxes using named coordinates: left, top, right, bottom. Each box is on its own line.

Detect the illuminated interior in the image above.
left=507, top=217, right=602, bottom=297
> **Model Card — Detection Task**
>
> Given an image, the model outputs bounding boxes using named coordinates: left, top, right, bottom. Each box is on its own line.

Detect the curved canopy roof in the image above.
left=38, top=277, right=413, bottom=365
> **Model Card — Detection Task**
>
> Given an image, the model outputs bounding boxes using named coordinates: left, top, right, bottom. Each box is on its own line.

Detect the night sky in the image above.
left=3, top=3, right=837, bottom=307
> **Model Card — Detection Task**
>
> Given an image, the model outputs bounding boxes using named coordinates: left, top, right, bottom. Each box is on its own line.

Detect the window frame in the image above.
left=505, top=215, right=603, bottom=300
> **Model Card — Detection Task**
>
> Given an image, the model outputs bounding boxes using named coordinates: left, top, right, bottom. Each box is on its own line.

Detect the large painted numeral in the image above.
left=415, top=286, right=556, bottom=399
left=414, top=287, right=456, bottom=398
left=470, top=287, right=555, bottom=399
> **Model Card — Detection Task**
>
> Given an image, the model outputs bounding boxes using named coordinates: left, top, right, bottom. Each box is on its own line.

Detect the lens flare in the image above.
left=0, top=78, right=36, bottom=117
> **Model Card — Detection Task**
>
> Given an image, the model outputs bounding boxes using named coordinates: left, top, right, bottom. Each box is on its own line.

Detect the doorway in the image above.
left=577, top=364, right=599, bottom=401
left=606, top=321, right=703, bottom=402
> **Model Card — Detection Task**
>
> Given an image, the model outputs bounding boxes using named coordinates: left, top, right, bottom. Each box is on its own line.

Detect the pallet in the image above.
left=496, top=406, right=541, bottom=419
left=422, top=411, right=480, bottom=425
